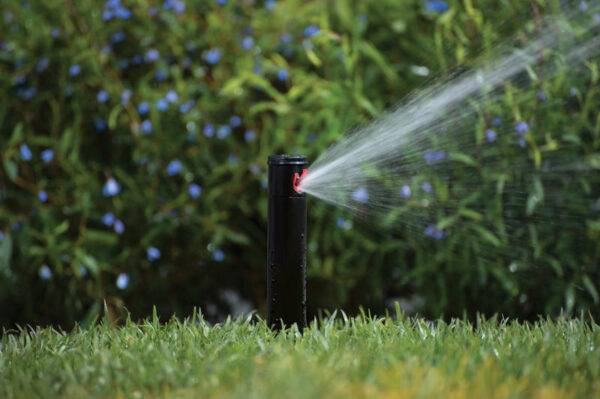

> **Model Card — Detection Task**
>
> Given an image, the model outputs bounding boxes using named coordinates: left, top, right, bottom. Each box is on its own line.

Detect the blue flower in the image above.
left=580, top=1, right=588, bottom=12
left=154, top=69, right=168, bottom=82
left=424, top=224, right=446, bottom=240
left=102, top=177, right=121, bottom=197
left=518, top=137, right=527, bottom=148
left=203, top=123, right=215, bottom=137
left=277, top=69, right=289, bottom=81
left=36, top=57, right=49, bottom=73
left=51, top=27, right=61, bottom=38
left=265, top=0, right=276, bottom=10
left=400, top=185, right=411, bottom=199
left=280, top=33, right=292, bottom=44
left=421, top=181, right=433, bottom=194
left=253, top=60, right=262, bottom=75
left=101, top=45, right=112, bottom=55
left=131, top=54, right=143, bottom=65
left=97, top=90, right=109, bottom=103
left=212, top=249, right=225, bottom=262
left=102, top=212, right=116, bottom=226
left=249, top=164, right=261, bottom=176
left=103, top=0, right=132, bottom=21
left=229, top=115, right=242, bottom=127
left=116, top=7, right=132, bottom=19
left=165, top=90, right=178, bottom=103
left=216, top=0, right=227, bottom=5
left=114, top=219, right=125, bottom=234
left=121, top=89, right=132, bottom=105
left=79, top=265, right=88, bottom=277
left=336, top=217, right=352, bottom=230
left=69, top=64, right=81, bottom=77
left=351, top=187, right=369, bottom=203
left=423, top=150, right=446, bottom=165
left=20, top=144, right=32, bottom=161
left=164, top=0, right=186, bottom=14
left=188, top=183, right=202, bottom=199
left=182, top=57, right=193, bottom=69
left=166, top=159, right=183, bottom=176
left=203, top=48, right=222, bottom=65
left=217, top=125, right=231, bottom=139
left=358, top=15, right=368, bottom=27
left=145, top=48, right=160, bottom=63
left=140, top=119, right=153, bottom=135
left=570, top=87, right=578, bottom=97
left=94, top=118, right=108, bottom=133
left=179, top=100, right=195, bottom=114
left=241, top=36, right=254, bottom=51
left=536, top=91, right=546, bottom=102
left=304, top=25, right=320, bottom=38
left=38, top=190, right=48, bottom=203
left=485, top=129, right=497, bottom=143
left=156, top=98, right=169, bottom=112
left=18, top=87, right=37, bottom=101
left=14, top=74, right=27, bottom=85
left=138, top=102, right=150, bottom=116
left=515, top=121, right=529, bottom=135
left=425, top=0, right=449, bottom=14
left=39, top=264, right=52, bottom=280
left=147, top=246, right=161, bottom=262
left=116, top=273, right=129, bottom=289
left=492, top=116, right=502, bottom=127
left=244, top=129, right=256, bottom=142
left=111, top=31, right=126, bottom=44
left=228, top=153, right=239, bottom=165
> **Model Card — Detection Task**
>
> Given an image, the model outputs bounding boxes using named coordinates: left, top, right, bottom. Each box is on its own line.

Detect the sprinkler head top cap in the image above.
left=268, top=154, right=308, bottom=197
left=268, top=154, right=307, bottom=165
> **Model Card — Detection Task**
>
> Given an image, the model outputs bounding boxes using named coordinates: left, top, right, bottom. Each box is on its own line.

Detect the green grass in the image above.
left=1, top=311, right=599, bottom=399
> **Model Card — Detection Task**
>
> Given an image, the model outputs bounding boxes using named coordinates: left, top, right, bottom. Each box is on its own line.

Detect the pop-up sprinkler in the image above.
left=267, top=155, right=308, bottom=330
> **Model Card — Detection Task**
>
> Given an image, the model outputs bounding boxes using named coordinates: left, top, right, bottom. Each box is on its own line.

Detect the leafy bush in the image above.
left=0, top=0, right=598, bottom=327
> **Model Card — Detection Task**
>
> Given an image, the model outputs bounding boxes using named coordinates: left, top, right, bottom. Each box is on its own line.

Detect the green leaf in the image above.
left=458, top=208, right=483, bottom=221
left=471, top=225, right=501, bottom=247
left=565, top=285, right=575, bottom=314
left=359, top=42, right=398, bottom=84
left=0, top=233, right=13, bottom=278
left=450, top=152, right=478, bottom=167
left=108, top=106, right=122, bottom=130
left=582, top=276, right=599, bottom=304
left=225, top=230, right=250, bottom=246
left=9, top=123, right=24, bottom=147
left=3, top=159, right=18, bottom=182
left=82, top=229, right=118, bottom=246
left=305, top=48, right=322, bottom=67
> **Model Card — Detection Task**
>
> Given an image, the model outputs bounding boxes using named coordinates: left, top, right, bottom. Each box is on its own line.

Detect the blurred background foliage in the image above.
left=0, top=0, right=598, bottom=328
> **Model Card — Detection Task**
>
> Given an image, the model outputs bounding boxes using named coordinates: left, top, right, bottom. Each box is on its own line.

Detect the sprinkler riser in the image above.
left=267, top=155, right=308, bottom=330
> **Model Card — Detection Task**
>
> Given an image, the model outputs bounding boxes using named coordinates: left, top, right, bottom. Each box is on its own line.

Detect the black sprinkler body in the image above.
left=267, top=155, right=308, bottom=330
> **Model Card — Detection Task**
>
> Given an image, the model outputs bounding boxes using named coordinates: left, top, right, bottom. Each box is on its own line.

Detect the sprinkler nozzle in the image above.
left=267, top=155, right=308, bottom=331
left=292, top=168, right=308, bottom=193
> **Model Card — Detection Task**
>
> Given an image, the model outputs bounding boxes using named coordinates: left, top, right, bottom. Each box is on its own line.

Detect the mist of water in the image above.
left=299, top=8, right=600, bottom=266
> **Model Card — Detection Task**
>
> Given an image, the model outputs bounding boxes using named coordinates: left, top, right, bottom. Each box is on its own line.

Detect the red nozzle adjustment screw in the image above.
left=292, top=168, right=308, bottom=193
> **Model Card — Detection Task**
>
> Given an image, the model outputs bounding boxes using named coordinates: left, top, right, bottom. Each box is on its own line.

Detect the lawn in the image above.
left=1, top=311, right=599, bottom=398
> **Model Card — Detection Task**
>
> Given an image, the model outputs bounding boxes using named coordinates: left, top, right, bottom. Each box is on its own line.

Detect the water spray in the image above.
left=267, top=155, right=308, bottom=330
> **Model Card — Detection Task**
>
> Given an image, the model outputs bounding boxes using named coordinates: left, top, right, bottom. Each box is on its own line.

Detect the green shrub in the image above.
left=0, top=0, right=598, bottom=327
